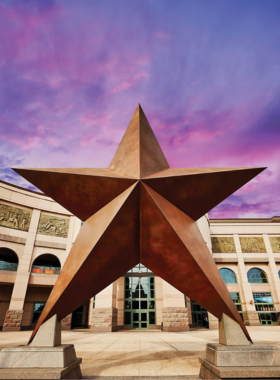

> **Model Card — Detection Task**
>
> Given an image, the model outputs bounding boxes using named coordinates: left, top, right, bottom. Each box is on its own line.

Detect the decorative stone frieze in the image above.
left=37, top=213, right=69, bottom=238
left=61, top=314, right=72, bottom=330
left=91, top=308, right=118, bottom=332
left=0, top=203, right=31, bottom=232
left=240, top=237, right=266, bottom=253
left=162, top=307, right=189, bottom=332
left=211, top=237, right=236, bottom=253
left=269, top=237, right=280, bottom=253
left=2, top=310, right=24, bottom=331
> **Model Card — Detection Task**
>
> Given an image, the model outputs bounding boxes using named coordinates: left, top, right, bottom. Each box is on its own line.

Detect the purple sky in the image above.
left=0, top=0, right=280, bottom=218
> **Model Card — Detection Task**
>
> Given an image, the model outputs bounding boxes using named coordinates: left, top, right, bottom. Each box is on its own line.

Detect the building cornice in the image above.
left=210, top=216, right=280, bottom=224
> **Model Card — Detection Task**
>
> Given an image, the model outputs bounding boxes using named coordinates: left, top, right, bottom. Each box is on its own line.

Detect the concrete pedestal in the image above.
left=0, top=344, right=82, bottom=379
left=199, top=343, right=280, bottom=379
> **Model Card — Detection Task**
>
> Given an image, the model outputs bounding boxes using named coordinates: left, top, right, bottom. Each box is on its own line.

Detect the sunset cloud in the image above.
left=0, top=0, right=279, bottom=218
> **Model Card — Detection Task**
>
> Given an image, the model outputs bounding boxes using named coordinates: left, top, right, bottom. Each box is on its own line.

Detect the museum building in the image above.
left=0, top=179, right=280, bottom=332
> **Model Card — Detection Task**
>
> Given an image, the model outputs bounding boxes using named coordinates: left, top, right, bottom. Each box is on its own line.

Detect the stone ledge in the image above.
left=34, top=240, right=67, bottom=250
left=0, top=344, right=76, bottom=368
left=0, top=233, right=26, bottom=245
left=0, top=358, right=82, bottom=379
left=205, top=343, right=280, bottom=367
left=163, top=326, right=190, bottom=332
left=200, top=357, right=280, bottom=379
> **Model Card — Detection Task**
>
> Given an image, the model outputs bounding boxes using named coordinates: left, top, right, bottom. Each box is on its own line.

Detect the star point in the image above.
left=13, top=105, right=263, bottom=344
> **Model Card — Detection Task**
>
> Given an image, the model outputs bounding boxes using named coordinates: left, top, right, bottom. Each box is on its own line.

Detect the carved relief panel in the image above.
left=0, top=203, right=31, bottom=232
left=269, top=237, right=280, bottom=253
left=37, top=214, right=69, bottom=238
left=211, top=237, right=236, bottom=253
left=240, top=237, right=267, bottom=253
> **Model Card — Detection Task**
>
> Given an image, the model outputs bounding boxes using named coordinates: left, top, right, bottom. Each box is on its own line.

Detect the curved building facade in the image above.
left=0, top=180, right=280, bottom=331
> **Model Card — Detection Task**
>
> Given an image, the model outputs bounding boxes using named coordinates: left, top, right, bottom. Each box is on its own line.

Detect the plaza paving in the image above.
left=1, top=326, right=280, bottom=379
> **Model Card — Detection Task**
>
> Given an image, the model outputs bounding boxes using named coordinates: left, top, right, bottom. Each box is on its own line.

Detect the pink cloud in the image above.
left=155, top=31, right=171, bottom=40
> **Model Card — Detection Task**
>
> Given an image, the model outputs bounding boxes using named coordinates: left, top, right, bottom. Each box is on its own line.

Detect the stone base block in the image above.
left=243, top=310, right=261, bottom=326
left=61, top=314, right=72, bottom=330
left=0, top=360, right=82, bottom=379
left=90, top=326, right=118, bottom=332
left=199, top=343, right=280, bottom=379
left=0, top=344, right=82, bottom=379
left=208, top=312, right=219, bottom=330
left=162, top=326, right=190, bottom=332
left=2, top=310, right=23, bottom=331
left=162, top=307, right=189, bottom=332
left=91, top=307, right=118, bottom=332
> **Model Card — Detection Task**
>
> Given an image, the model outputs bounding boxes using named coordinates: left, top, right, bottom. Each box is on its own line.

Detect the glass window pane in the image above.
left=149, top=301, right=155, bottom=309
left=141, top=322, right=147, bottom=328
left=125, top=290, right=131, bottom=298
left=141, top=313, right=147, bottom=322
left=125, top=300, right=131, bottom=310
left=132, top=300, right=139, bottom=309
left=149, top=312, right=155, bottom=325
left=141, top=301, right=147, bottom=309
left=248, top=268, right=268, bottom=284
left=124, top=312, right=131, bottom=324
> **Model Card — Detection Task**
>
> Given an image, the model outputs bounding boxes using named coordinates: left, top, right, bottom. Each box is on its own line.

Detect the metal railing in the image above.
left=31, top=265, right=60, bottom=275
left=0, top=261, right=18, bottom=271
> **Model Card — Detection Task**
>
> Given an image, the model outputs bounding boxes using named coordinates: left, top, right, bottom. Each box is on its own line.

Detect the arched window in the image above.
left=0, top=247, right=18, bottom=271
left=32, top=254, right=61, bottom=275
left=219, top=268, right=237, bottom=284
left=247, top=268, right=268, bottom=284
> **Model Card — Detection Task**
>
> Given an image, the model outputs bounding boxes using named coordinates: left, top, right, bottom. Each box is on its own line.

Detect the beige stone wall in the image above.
left=22, top=286, right=52, bottom=327
left=0, top=180, right=80, bottom=329
left=0, top=284, right=13, bottom=327
left=1, top=179, right=280, bottom=331
left=210, top=219, right=280, bottom=326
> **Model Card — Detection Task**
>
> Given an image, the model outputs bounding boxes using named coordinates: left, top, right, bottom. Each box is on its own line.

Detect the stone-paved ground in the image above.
left=0, top=327, right=280, bottom=379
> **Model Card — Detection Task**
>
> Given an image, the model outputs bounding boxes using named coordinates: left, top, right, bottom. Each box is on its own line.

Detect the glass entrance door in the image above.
left=132, top=311, right=148, bottom=329
left=124, top=275, right=156, bottom=329
left=259, top=313, right=273, bottom=325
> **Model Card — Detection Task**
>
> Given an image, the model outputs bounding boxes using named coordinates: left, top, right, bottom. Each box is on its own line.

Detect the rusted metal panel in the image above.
left=143, top=167, right=265, bottom=221
left=13, top=104, right=264, bottom=344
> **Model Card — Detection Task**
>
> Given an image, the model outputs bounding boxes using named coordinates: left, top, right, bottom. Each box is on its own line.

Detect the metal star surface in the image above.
left=14, top=105, right=265, bottom=343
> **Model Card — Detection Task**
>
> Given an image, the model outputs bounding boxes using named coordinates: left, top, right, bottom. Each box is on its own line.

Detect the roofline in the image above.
left=0, top=179, right=48, bottom=197
left=210, top=216, right=280, bottom=223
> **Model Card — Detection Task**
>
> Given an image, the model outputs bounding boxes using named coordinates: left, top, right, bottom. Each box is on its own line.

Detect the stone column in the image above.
left=186, top=296, right=193, bottom=326
left=162, top=280, right=189, bottom=332
left=208, top=312, right=218, bottom=329
left=3, top=210, right=40, bottom=331
left=91, top=282, right=118, bottom=332
left=87, top=297, right=94, bottom=328
left=263, top=234, right=280, bottom=319
left=233, top=234, right=260, bottom=326
left=61, top=314, right=72, bottom=330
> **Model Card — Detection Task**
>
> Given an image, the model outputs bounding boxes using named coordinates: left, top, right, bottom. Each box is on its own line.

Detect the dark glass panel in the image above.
left=132, top=301, right=139, bottom=309
left=124, top=312, right=131, bottom=324
left=140, top=301, right=147, bottom=309
left=125, top=290, right=131, bottom=298
left=141, top=313, right=147, bottom=322
left=149, top=312, right=155, bottom=324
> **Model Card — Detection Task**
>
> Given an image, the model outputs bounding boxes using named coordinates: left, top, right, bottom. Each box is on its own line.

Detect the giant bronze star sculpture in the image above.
left=14, top=105, right=265, bottom=343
